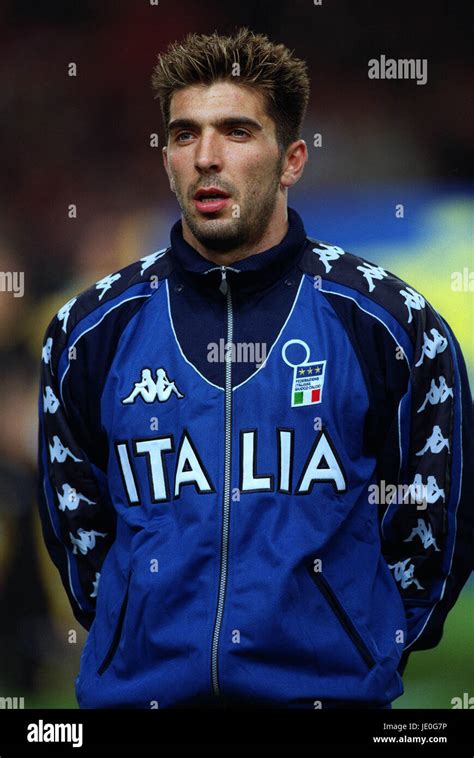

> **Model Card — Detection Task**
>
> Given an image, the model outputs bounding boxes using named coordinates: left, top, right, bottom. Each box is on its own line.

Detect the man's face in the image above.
left=163, top=81, right=285, bottom=253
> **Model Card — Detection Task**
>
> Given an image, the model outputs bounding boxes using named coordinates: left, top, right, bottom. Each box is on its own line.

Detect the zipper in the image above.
left=97, top=571, right=132, bottom=675
left=210, top=265, right=234, bottom=697
left=307, top=565, right=376, bottom=669
left=203, top=264, right=240, bottom=295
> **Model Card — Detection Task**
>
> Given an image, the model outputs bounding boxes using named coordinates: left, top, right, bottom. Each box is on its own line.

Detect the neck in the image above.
left=181, top=203, right=289, bottom=265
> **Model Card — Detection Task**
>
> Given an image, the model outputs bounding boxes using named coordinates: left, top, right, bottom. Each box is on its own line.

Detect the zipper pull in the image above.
left=219, top=266, right=228, bottom=295
left=203, top=264, right=239, bottom=294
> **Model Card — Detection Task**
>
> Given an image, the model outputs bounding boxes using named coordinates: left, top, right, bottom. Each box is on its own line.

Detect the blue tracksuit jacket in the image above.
left=37, top=207, right=473, bottom=708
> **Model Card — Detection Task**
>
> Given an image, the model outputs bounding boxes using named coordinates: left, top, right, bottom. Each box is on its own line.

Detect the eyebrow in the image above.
left=168, top=116, right=264, bottom=133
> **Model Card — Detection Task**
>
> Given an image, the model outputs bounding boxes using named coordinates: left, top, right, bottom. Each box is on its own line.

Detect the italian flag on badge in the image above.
left=291, top=360, right=327, bottom=407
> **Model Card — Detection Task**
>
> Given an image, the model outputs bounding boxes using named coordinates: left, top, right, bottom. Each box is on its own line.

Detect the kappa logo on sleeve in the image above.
left=69, top=528, right=108, bottom=555
left=122, top=367, right=184, bottom=405
left=282, top=339, right=326, bottom=407
left=56, top=297, right=77, bottom=333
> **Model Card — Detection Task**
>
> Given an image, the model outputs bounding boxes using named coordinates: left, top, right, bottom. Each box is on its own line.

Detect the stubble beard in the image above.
left=175, top=164, right=282, bottom=255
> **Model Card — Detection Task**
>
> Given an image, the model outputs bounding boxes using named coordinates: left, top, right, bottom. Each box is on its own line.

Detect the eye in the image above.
left=230, top=128, right=249, bottom=138
left=175, top=131, right=193, bottom=142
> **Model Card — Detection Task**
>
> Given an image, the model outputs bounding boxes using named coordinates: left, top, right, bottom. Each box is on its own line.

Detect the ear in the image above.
left=279, top=140, right=308, bottom=189
left=162, top=146, right=176, bottom=193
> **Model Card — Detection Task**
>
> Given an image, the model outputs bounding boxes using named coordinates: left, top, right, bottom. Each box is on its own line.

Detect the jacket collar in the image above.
left=169, top=206, right=308, bottom=296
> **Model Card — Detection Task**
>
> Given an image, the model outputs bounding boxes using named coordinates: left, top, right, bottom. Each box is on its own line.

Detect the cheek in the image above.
left=240, top=158, right=278, bottom=191
left=168, top=153, right=189, bottom=180
left=231, top=147, right=279, bottom=178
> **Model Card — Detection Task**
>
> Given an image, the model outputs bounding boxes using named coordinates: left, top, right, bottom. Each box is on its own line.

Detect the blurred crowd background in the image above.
left=0, top=0, right=472, bottom=708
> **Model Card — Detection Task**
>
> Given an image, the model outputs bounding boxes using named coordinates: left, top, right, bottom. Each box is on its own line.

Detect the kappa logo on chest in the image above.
left=122, top=367, right=184, bottom=404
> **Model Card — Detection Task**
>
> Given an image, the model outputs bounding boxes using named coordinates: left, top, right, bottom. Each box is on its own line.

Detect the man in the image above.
left=37, top=27, right=473, bottom=709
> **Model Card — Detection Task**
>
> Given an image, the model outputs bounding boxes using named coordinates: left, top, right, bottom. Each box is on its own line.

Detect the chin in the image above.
left=192, top=217, right=241, bottom=239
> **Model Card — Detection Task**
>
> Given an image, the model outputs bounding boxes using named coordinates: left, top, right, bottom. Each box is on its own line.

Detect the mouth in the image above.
left=193, top=187, right=231, bottom=214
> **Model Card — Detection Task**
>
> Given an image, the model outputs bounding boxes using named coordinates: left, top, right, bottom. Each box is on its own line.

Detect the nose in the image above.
left=194, top=129, right=222, bottom=173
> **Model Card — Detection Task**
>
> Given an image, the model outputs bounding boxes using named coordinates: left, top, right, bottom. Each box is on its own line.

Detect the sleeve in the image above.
left=37, top=304, right=117, bottom=631
left=379, top=298, right=473, bottom=655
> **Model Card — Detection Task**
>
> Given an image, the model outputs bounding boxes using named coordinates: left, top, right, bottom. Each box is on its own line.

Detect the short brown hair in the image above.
left=151, top=27, right=310, bottom=154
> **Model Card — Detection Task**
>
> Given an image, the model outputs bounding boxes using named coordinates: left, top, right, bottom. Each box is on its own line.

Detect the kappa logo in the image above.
left=388, top=558, right=424, bottom=591
left=404, top=518, right=440, bottom=552
left=69, top=528, right=107, bottom=555
left=282, top=339, right=326, bottom=408
left=56, top=483, right=95, bottom=511
left=42, top=337, right=53, bottom=364
left=43, top=386, right=60, bottom=414
left=417, top=376, right=453, bottom=413
left=415, top=328, right=448, bottom=367
left=122, top=367, right=184, bottom=405
left=57, top=297, right=77, bottom=333
left=49, top=435, right=82, bottom=464
left=90, top=572, right=100, bottom=597
left=95, top=272, right=121, bottom=300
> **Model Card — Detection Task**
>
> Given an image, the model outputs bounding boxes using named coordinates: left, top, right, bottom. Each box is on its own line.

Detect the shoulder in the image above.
left=42, top=247, right=173, bottom=369
left=299, top=237, right=444, bottom=353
